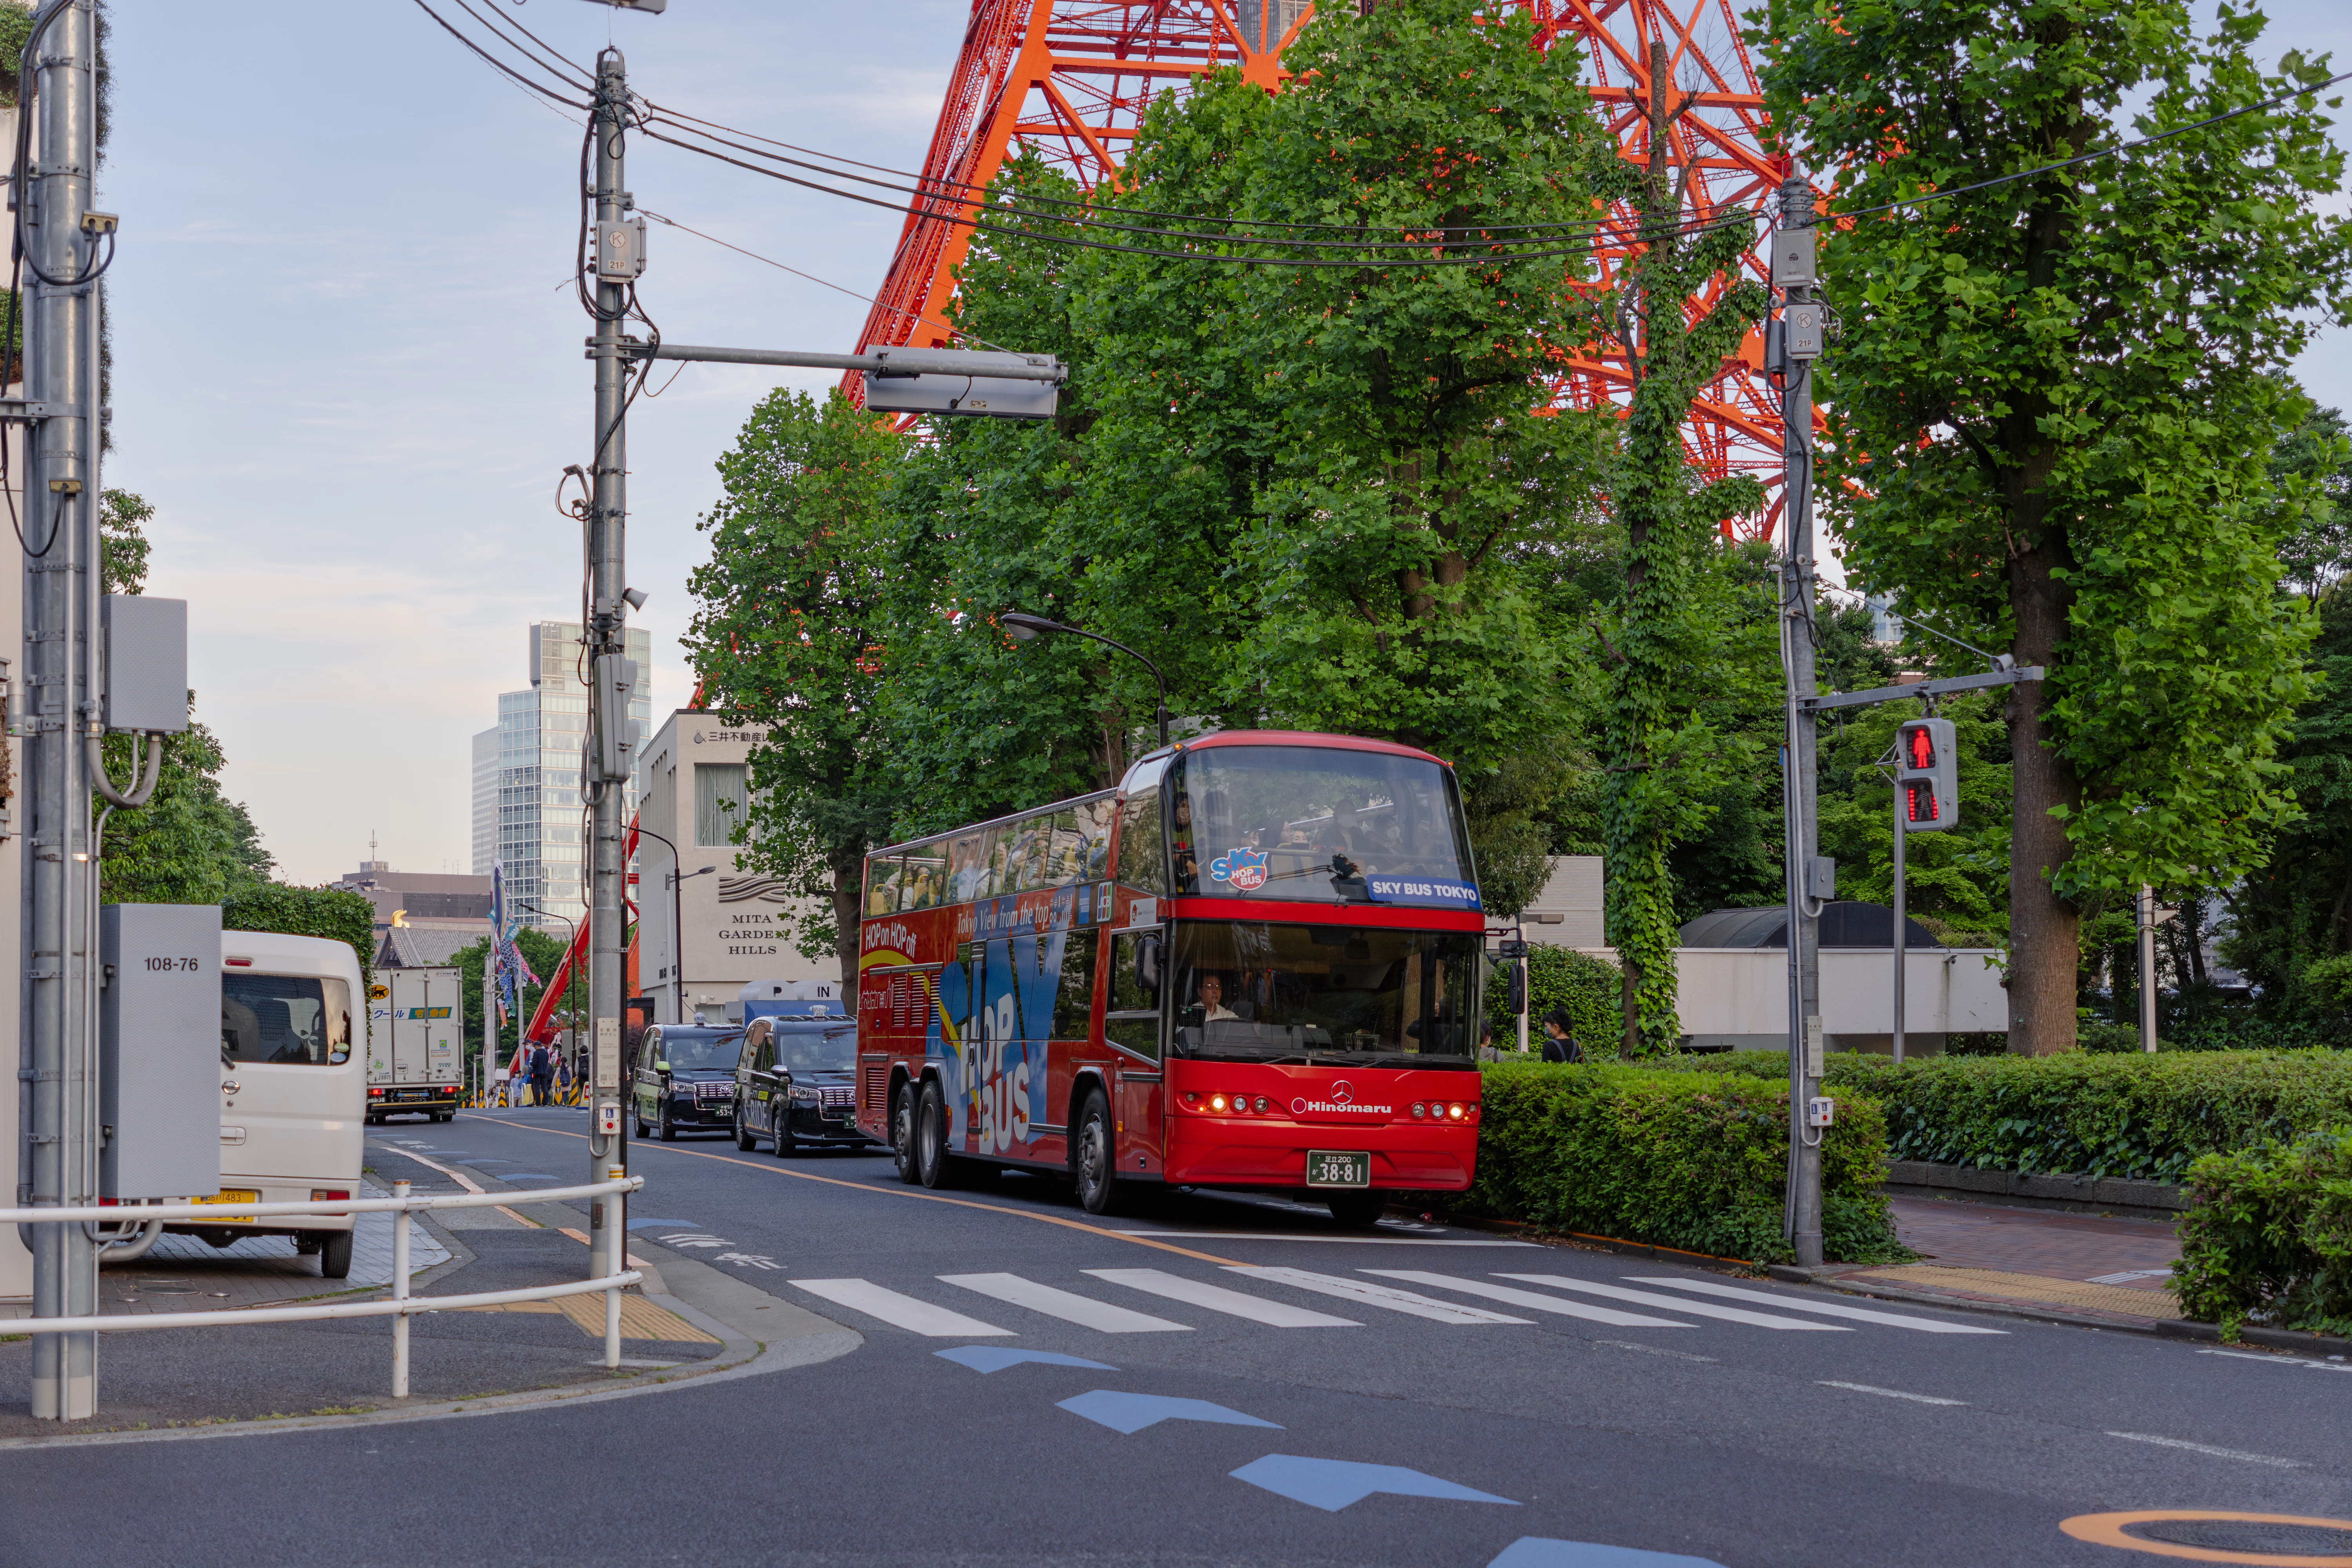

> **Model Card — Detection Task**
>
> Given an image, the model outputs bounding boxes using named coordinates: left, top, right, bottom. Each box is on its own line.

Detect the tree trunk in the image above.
left=831, top=848, right=865, bottom=1013
left=2006, top=537, right=2080, bottom=1055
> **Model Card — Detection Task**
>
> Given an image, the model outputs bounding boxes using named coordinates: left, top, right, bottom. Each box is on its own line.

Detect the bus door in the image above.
left=1105, top=926, right=1165, bottom=1177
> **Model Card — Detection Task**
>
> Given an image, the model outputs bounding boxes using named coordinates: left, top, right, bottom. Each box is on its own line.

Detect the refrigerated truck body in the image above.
left=366, top=966, right=464, bottom=1123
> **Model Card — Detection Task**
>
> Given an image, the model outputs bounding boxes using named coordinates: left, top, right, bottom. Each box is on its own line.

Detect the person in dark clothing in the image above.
left=1539, top=1008, right=1584, bottom=1064
left=527, top=1043, right=556, bottom=1106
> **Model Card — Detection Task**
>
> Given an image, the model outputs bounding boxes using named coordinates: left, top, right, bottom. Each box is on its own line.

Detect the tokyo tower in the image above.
left=853, top=0, right=1818, bottom=541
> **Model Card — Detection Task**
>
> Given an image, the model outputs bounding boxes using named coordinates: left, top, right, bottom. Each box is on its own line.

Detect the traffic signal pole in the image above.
left=1775, top=169, right=1825, bottom=1269
left=1890, top=777, right=1905, bottom=1065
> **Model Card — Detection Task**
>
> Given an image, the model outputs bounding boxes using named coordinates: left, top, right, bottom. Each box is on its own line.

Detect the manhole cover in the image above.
left=2131, top=1520, right=2352, bottom=1553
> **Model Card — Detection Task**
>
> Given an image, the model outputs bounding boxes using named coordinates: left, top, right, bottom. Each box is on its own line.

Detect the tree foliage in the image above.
left=685, top=389, right=906, bottom=1001
left=1758, top=0, right=2350, bottom=1052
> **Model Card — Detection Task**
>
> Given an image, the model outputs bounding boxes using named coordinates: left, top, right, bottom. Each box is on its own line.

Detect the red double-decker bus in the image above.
left=852, top=731, right=1487, bottom=1223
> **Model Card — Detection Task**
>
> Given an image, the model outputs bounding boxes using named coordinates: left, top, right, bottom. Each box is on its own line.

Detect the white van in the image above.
left=170, top=931, right=368, bottom=1278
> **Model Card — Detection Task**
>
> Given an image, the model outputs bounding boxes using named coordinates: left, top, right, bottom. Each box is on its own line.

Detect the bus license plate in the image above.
left=1305, top=1151, right=1370, bottom=1188
left=197, top=1190, right=261, bottom=1221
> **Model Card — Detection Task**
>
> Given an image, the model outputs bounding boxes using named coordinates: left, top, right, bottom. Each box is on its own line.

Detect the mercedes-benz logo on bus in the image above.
left=1330, top=1080, right=1354, bottom=1105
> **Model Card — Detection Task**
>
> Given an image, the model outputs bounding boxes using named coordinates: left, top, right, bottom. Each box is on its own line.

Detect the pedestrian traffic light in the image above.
left=1896, top=717, right=1958, bottom=831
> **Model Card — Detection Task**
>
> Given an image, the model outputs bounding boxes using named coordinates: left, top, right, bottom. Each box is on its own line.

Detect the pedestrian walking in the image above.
left=527, top=1042, right=555, bottom=1106
left=1539, top=1008, right=1584, bottom=1064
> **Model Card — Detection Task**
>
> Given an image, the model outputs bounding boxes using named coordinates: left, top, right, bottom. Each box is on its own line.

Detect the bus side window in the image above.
left=1053, top=928, right=1099, bottom=1040
left=1116, top=789, right=1165, bottom=895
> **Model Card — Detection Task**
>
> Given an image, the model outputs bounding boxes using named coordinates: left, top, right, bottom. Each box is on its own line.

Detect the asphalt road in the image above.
left=5, top=1104, right=2347, bottom=1568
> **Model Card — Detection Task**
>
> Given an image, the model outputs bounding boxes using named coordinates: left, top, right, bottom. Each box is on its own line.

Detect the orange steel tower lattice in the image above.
left=853, top=0, right=1823, bottom=541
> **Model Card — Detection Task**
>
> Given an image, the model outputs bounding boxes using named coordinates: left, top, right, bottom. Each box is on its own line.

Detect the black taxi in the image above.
left=731, top=1015, right=876, bottom=1156
left=631, top=1024, right=746, bottom=1140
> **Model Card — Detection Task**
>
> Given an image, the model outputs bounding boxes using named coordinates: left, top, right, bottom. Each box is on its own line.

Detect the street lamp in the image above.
left=633, top=822, right=715, bottom=1024
left=1000, top=612, right=1171, bottom=748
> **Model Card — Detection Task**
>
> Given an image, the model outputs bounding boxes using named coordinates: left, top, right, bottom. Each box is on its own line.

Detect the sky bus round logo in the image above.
left=1209, top=847, right=1269, bottom=892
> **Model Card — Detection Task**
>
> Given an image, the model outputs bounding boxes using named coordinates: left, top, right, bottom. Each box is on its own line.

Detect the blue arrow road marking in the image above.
left=1228, top=1455, right=1518, bottom=1512
left=1486, top=1539, right=1728, bottom=1567
left=1057, top=1390, right=1283, bottom=1435
left=933, top=1347, right=1117, bottom=1374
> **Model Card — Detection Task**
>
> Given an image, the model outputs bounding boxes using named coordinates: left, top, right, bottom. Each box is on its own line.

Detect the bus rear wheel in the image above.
left=915, top=1080, right=955, bottom=1190
left=1074, top=1088, right=1119, bottom=1217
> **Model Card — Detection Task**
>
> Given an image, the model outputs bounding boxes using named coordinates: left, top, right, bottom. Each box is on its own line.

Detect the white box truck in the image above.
left=365, top=966, right=464, bottom=1123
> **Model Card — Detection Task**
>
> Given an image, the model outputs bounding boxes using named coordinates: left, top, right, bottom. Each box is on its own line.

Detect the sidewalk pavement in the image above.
left=0, top=1138, right=817, bottom=1439
left=1821, top=1194, right=2187, bottom=1328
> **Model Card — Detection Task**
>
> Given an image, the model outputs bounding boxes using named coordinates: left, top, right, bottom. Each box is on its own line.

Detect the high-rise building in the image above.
left=471, top=621, right=653, bottom=930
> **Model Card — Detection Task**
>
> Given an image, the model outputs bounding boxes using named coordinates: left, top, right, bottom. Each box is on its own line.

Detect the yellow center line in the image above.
left=459, top=1112, right=1241, bottom=1267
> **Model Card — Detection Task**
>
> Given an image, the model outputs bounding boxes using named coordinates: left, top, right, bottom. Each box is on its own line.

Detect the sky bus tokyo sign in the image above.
left=1290, top=1082, right=1394, bottom=1116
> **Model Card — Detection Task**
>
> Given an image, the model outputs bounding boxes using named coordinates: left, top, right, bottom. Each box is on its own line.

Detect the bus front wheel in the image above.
left=1074, top=1089, right=1119, bottom=1217
left=891, top=1087, right=918, bottom=1184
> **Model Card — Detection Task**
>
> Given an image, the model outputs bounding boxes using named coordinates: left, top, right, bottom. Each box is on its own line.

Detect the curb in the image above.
left=1771, top=1266, right=2352, bottom=1356
left=0, top=1147, right=865, bottom=1449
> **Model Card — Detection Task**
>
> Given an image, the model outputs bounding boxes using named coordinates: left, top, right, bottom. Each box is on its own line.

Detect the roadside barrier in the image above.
left=0, top=1173, right=644, bottom=1397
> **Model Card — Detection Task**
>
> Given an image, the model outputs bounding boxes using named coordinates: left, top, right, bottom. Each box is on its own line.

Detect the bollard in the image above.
left=604, top=1166, right=624, bottom=1369
left=392, top=1179, right=412, bottom=1397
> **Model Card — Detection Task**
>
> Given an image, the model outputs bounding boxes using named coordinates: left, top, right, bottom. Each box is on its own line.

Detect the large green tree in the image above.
left=685, top=389, right=907, bottom=1002
left=1759, top=0, right=2349, bottom=1053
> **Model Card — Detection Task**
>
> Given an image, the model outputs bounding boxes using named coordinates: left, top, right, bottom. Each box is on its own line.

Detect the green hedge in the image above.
left=1647, top=1050, right=2352, bottom=1183
left=1485, top=946, right=1620, bottom=1053
left=1463, top=1062, right=1908, bottom=1265
left=2171, top=1127, right=2352, bottom=1336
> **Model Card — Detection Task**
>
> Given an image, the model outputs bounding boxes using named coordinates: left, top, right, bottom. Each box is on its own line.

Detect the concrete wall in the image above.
left=1518, top=856, right=1604, bottom=946
left=1674, top=946, right=2007, bottom=1054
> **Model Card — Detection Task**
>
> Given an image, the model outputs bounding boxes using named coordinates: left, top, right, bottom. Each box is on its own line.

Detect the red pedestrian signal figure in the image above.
left=1896, top=718, right=1958, bottom=832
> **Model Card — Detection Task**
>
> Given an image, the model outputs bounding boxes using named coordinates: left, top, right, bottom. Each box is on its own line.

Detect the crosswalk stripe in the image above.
left=790, top=1278, right=1013, bottom=1338
left=1225, top=1266, right=1532, bottom=1325
left=1086, top=1268, right=1363, bottom=1328
left=1363, top=1270, right=1697, bottom=1328
left=940, top=1272, right=1194, bottom=1333
left=1494, top=1275, right=1847, bottom=1332
left=1624, top=1276, right=2007, bottom=1334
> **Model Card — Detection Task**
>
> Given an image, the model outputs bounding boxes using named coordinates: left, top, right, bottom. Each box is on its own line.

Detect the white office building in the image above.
left=470, top=621, right=653, bottom=930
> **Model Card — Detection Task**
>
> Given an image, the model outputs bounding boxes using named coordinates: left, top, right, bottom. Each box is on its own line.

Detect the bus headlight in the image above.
left=1447, top=1102, right=1466, bottom=1120
left=1209, top=1094, right=1230, bottom=1114
left=1410, top=1102, right=1426, bottom=1119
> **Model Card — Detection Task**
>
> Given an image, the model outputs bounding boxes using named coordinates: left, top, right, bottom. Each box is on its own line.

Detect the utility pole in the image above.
left=1774, top=166, right=1825, bottom=1269
left=583, top=46, right=632, bottom=1326
left=22, top=0, right=103, bottom=1419
left=2137, top=884, right=2158, bottom=1053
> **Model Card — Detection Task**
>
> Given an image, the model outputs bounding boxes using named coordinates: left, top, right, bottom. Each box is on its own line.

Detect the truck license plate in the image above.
left=1305, top=1151, right=1370, bottom=1188
left=197, top=1189, right=261, bottom=1221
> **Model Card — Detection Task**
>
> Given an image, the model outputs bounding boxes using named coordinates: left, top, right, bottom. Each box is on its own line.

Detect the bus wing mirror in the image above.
left=1137, top=935, right=1161, bottom=1001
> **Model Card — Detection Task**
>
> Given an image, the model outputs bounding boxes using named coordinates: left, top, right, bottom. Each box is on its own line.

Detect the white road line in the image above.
left=1494, top=1275, right=1848, bottom=1332
left=1818, top=1381, right=1968, bottom=1406
left=1362, top=1270, right=1697, bottom=1329
left=1224, top=1266, right=1532, bottom=1325
left=1112, top=1233, right=1540, bottom=1246
left=2196, top=1349, right=2352, bottom=1373
left=939, top=1273, right=1194, bottom=1333
left=1597, top=1340, right=1718, bottom=1363
left=2105, top=1432, right=2308, bottom=1467
left=1085, top=1268, right=1362, bottom=1327
left=1624, top=1276, right=2006, bottom=1334
left=789, top=1278, right=1014, bottom=1338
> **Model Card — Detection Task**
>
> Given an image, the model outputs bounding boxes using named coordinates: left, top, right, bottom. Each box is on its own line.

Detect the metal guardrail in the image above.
left=0, top=1174, right=644, bottom=1397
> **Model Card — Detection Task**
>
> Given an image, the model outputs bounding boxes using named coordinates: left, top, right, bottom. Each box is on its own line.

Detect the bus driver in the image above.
left=1194, top=974, right=1238, bottom=1022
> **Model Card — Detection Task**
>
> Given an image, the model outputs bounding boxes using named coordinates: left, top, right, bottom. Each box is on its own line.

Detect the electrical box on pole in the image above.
left=1896, top=718, right=1958, bottom=831
left=1769, top=227, right=1817, bottom=288
left=594, top=654, right=638, bottom=781
left=595, top=216, right=646, bottom=282
left=101, top=595, right=190, bottom=733
left=99, top=905, right=223, bottom=1200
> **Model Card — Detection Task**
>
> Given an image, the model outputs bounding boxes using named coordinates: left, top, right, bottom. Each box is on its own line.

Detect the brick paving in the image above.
left=1822, top=1194, right=2185, bottom=1324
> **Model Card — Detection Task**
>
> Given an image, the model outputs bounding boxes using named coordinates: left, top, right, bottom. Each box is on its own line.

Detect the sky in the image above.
left=100, top=0, right=2352, bottom=887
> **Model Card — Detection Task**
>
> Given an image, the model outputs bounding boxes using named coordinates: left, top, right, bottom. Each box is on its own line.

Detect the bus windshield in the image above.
left=222, top=975, right=353, bottom=1066
left=1167, top=921, right=1483, bottom=1065
left=1171, top=745, right=1475, bottom=907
